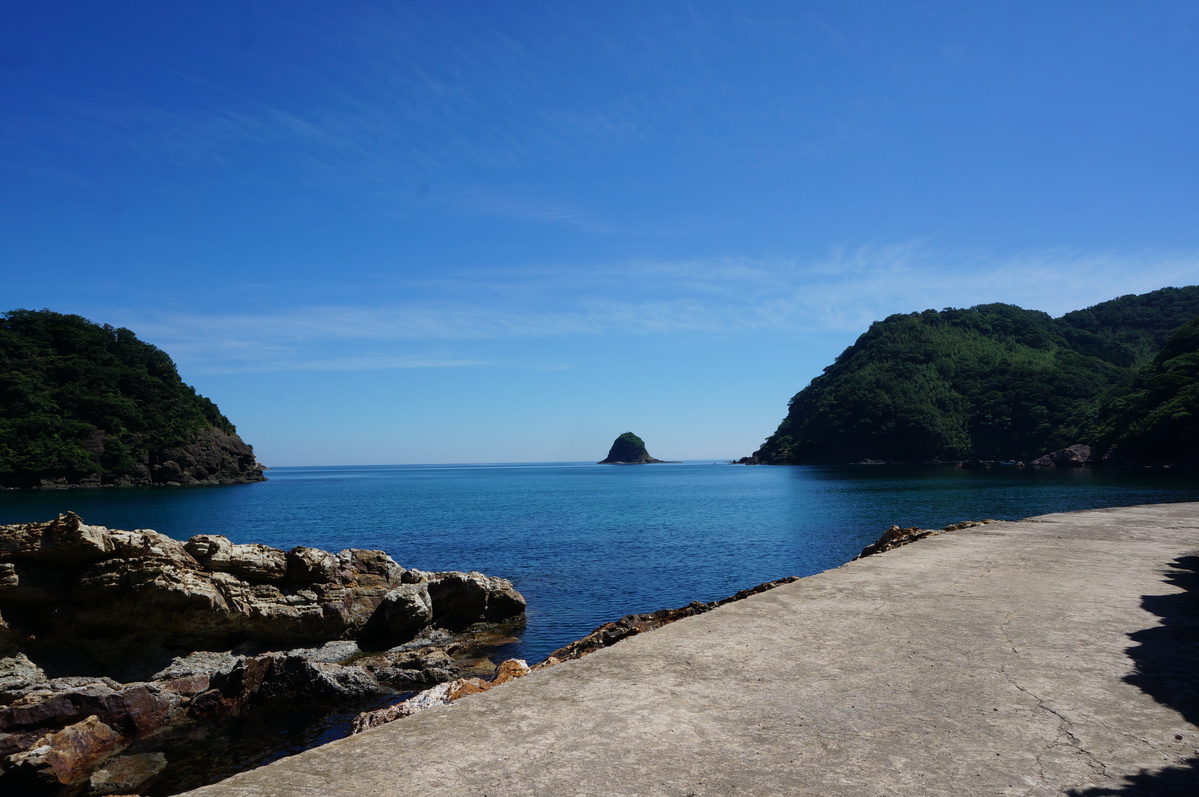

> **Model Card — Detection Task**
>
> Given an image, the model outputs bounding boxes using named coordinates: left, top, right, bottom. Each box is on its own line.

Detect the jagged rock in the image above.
left=856, top=525, right=938, bottom=558
left=2, top=715, right=127, bottom=788
left=189, top=654, right=384, bottom=717
left=426, top=572, right=527, bottom=631
left=0, top=653, right=46, bottom=695
left=1030, top=444, right=1094, bottom=468
left=361, top=648, right=462, bottom=690
left=147, top=426, right=265, bottom=487
left=0, top=680, right=179, bottom=759
left=855, top=520, right=994, bottom=559
left=350, top=658, right=531, bottom=734
left=0, top=514, right=526, bottom=792
left=0, top=515, right=526, bottom=663
left=492, top=658, right=531, bottom=685
left=285, top=546, right=339, bottom=584
left=185, top=535, right=288, bottom=584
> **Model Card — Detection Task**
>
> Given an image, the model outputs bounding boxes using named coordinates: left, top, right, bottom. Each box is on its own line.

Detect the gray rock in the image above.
left=286, top=546, right=338, bottom=584
left=88, top=751, right=168, bottom=795
left=0, top=654, right=47, bottom=694
left=151, top=650, right=243, bottom=681
left=1030, top=443, right=1094, bottom=468
left=0, top=514, right=526, bottom=791
left=358, top=583, right=434, bottom=649
left=284, top=640, right=360, bottom=664
left=186, top=535, right=288, bottom=584
left=426, top=572, right=527, bottom=630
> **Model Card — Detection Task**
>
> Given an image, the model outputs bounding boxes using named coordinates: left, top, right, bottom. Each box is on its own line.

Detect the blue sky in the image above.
left=3, top=1, right=1198, bottom=465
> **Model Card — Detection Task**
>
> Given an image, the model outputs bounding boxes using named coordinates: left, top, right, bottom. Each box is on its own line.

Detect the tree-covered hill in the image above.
left=746, top=287, right=1199, bottom=465
left=0, top=309, right=265, bottom=488
left=1085, top=315, right=1199, bottom=466
left=1058, top=286, right=1199, bottom=367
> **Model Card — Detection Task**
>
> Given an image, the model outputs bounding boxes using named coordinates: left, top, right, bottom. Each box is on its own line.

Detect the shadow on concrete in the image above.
left=1068, top=555, right=1199, bottom=796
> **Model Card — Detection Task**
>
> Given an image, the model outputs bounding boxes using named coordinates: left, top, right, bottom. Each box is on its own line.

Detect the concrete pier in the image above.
left=185, top=502, right=1199, bottom=796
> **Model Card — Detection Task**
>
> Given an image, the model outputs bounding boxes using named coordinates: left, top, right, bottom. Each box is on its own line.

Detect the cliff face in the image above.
left=0, top=309, right=266, bottom=489
left=599, top=432, right=664, bottom=464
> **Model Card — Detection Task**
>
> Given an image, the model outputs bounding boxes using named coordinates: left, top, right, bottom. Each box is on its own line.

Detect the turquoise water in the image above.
left=2, top=461, right=1197, bottom=664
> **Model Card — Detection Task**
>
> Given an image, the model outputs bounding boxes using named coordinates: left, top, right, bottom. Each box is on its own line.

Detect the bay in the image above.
left=3, top=461, right=1197, bottom=666
left=4, top=462, right=1198, bottom=794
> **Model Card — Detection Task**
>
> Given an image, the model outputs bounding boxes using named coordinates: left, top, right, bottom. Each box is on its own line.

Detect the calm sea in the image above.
left=3, top=461, right=1197, bottom=665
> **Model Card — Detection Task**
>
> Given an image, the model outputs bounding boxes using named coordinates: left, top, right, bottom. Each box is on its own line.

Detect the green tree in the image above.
left=749, top=288, right=1199, bottom=464
left=0, top=309, right=259, bottom=487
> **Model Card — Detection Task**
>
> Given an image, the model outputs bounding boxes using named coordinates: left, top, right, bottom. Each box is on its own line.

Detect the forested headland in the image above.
left=0, top=309, right=264, bottom=488
left=746, top=287, right=1199, bottom=467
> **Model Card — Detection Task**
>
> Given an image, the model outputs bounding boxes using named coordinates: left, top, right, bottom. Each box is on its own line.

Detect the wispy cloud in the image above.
left=117, top=244, right=1199, bottom=375
left=197, top=354, right=495, bottom=376
left=450, top=187, right=618, bottom=232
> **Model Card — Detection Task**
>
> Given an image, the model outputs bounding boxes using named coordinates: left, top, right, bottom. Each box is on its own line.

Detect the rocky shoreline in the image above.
left=0, top=513, right=967, bottom=796
left=737, top=442, right=1196, bottom=469
left=0, top=429, right=268, bottom=491
left=0, top=514, right=526, bottom=795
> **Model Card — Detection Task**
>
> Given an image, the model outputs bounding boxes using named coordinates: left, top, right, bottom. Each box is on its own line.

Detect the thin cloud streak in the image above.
left=191, top=354, right=496, bottom=376
left=129, top=245, right=1199, bottom=373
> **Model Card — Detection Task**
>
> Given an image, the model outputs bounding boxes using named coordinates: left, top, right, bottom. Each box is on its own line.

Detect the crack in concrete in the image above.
left=1001, top=666, right=1112, bottom=789
left=1022, top=751, right=1049, bottom=797
left=999, top=609, right=1020, bottom=653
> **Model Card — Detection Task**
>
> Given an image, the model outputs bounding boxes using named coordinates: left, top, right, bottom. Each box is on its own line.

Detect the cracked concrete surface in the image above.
left=184, top=503, right=1199, bottom=797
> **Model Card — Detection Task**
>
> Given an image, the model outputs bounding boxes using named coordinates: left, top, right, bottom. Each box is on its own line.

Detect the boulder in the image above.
left=1030, top=444, right=1094, bottom=468
left=358, top=583, right=434, bottom=649
left=426, top=572, right=527, bottom=631
left=2, top=715, right=127, bottom=789
left=285, top=546, right=339, bottom=584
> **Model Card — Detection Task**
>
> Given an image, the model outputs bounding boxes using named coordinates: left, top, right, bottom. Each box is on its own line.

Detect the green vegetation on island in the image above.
left=599, top=432, right=665, bottom=464
left=747, top=287, right=1199, bottom=466
left=0, top=309, right=265, bottom=488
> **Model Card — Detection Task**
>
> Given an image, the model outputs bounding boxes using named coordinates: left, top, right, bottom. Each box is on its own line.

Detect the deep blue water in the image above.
left=2, top=461, right=1197, bottom=665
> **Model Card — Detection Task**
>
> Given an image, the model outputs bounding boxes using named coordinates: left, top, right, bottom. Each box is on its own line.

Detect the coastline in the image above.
left=182, top=501, right=1199, bottom=796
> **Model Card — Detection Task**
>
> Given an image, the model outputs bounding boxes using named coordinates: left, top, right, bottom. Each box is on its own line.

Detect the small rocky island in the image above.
left=0, top=513, right=526, bottom=795
left=598, top=432, right=665, bottom=464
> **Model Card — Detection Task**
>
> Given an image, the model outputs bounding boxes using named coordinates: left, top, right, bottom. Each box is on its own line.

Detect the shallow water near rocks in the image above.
left=2, top=462, right=1197, bottom=792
